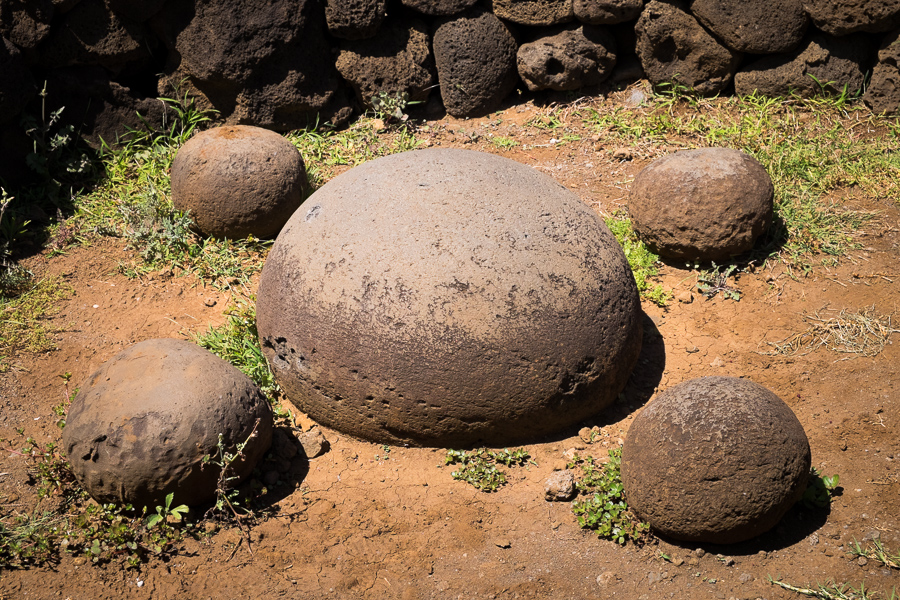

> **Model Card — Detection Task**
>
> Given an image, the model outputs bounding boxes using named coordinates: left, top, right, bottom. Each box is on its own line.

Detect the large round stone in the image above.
left=628, top=148, right=773, bottom=261
left=256, top=149, right=642, bottom=446
left=171, top=125, right=308, bottom=239
left=62, top=339, right=274, bottom=508
left=622, top=376, right=811, bottom=544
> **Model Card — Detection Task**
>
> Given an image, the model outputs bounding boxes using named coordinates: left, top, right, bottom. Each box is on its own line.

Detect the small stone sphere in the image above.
left=622, top=376, right=811, bottom=544
left=62, top=339, right=274, bottom=508
left=171, top=125, right=308, bottom=239
left=627, top=148, right=774, bottom=261
left=256, top=148, right=643, bottom=446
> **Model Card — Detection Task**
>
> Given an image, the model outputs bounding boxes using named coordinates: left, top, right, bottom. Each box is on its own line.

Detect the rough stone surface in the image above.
left=545, top=470, right=577, bottom=501
left=38, top=0, right=149, bottom=72
left=44, top=66, right=165, bottom=148
left=802, top=0, right=900, bottom=35
left=490, top=0, right=574, bottom=25
left=256, top=149, right=642, bottom=446
left=621, top=376, right=811, bottom=544
left=689, top=0, right=808, bottom=54
left=574, top=0, right=643, bottom=25
left=401, top=0, right=479, bottom=16
left=154, top=0, right=348, bottom=131
left=298, top=428, right=330, bottom=459
left=325, top=0, right=386, bottom=40
left=336, top=17, right=436, bottom=107
left=628, top=148, right=773, bottom=261
left=635, top=0, right=741, bottom=95
left=62, top=339, right=274, bottom=508
left=171, top=125, right=308, bottom=239
left=106, top=0, right=166, bottom=22
left=734, top=33, right=873, bottom=97
left=0, top=0, right=54, bottom=59
left=0, top=36, right=35, bottom=125
left=433, top=9, right=518, bottom=118
left=517, top=24, right=617, bottom=91
left=863, top=28, right=900, bottom=114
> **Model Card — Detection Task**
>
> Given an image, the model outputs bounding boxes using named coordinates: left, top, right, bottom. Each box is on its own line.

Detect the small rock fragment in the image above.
left=299, top=427, right=330, bottom=458
left=544, top=470, right=577, bottom=501
left=676, top=291, right=694, bottom=304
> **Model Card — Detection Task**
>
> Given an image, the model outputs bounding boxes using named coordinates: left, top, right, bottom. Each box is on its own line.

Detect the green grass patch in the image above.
left=0, top=275, right=71, bottom=371
left=580, top=93, right=898, bottom=267
left=603, top=214, right=670, bottom=306
left=192, top=301, right=278, bottom=398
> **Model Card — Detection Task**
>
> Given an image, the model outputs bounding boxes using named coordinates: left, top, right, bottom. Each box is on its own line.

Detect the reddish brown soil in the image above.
left=2, top=93, right=899, bottom=600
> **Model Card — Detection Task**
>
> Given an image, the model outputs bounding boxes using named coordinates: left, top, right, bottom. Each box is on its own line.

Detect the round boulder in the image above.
left=62, top=339, right=274, bottom=508
left=517, top=24, right=617, bottom=92
left=622, top=376, right=811, bottom=544
left=171, top=125, right=308, bottom=239
left=628, top=148, right=773, bottom=261
left=256, top=148, right=643, bottom=446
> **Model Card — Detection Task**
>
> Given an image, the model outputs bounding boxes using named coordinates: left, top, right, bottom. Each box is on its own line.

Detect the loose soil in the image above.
left=2, top=90, right=899, bottom=600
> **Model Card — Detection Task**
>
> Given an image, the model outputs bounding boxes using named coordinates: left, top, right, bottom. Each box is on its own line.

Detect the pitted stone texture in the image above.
left=153, top=0, right=348, bottom=131
left=628, top=148, right=773, bottom=261
left=433, top=9, right=518, bottom=118
left=802, top=0, right=900, bottom=35
left=402, top=0, right=479, bottom=16
left=62, top=339, right=274, bottom=508
left=635, top=0, right=741, bottom=95
left=171, top=125, right=307, bottom=239
left=336, top=17, right=436, bottom=107
left=38, top=0, right=148, bottom=72
left=574, top=0, right=643, bottom=24
left=0, top=0, right=53, bottom=58
left=545, top=470, right=577, bottom=501
left=517, top=24, right=617, bottom=91
left=256, top=149, right=643, bottom=447
left=490, top=0, right=574, bottom=25
left=863, top=29, right=900, bottom=115
left=689, top=0, right=808, bottom=54
left=622, top=376, right=811, bottom=544
left=325, top=0, right=385, bottom=40
left=734, top=33, right=872, bottom=97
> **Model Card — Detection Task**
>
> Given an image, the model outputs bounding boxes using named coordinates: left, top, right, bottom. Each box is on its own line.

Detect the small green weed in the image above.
left=603, top=214, right=670, bottom=306
left=570, top=448, right=650, bottom=545
left=850, top=539, right=900, bottom=570
left=801, top=468, right=841, bottom=509
left=490, top=135, right=519, bottom=150
left=444, top=448, right=531, bottom=492
left=369, top=90, right=422, bottom=126
left=695, top=262, right=742, bottom=301
left=770, top=576, right=897, bottom=600
left=145, top=493, right=189, bottom=529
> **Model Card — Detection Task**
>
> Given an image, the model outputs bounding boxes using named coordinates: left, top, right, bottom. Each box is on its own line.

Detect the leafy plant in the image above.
left=801, top=468, right=841, bottom=509
left=603, top=214, right=671, bottom=306
left=444, top=448, right=531, bottom=492
left=145, top=493, right=189, bottom=529
left=570, top=449, right=650, bottom=545
left=369, top=90, right=422, bottom=126
left=696, top=262, right=742, bottom=301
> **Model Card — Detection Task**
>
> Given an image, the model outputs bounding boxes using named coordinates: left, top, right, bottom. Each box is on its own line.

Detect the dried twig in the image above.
left=762, top=306, right=900, bottom=359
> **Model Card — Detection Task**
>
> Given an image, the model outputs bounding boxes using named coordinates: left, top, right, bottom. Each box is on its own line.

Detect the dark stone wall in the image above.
left=0, top=0, right=896, bottom=150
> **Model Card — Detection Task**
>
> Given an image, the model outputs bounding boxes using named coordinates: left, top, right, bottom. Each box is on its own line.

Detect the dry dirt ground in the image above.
left=1, top=90, right=899, bottom=600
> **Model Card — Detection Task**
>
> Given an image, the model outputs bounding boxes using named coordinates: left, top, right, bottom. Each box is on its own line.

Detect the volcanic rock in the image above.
left=622, top=376, right=811, bottom=543
left=802, top=0, right=900, bottom=35
left=171, top=125, right=308, bottom=239
left=689, top=0, right=808, bottom=54
left=734, top=33, right=873, bottom=97
left=325, top=0, right=386, bottom=40
left=545, top=470, right=577, bottom=501
left=635, top=0, right=741, bottom=95
left=574, top=0, right=644, bottom=25
left=517, top=24, right=617, bottom=91
left=62, top=339, right=273, bottom=508
left=628, top=148, right=773, bottom=261
left=433, top=9, right=518, bottom=117
left=863, top=29, right=900, bottom=115
left=490, top=0, right=574, bottom=26
left=401, top=0, right=479, bottom=15
left=336, top=17, right=436, bottom=108
left=256, top=148, right=642, bottom=446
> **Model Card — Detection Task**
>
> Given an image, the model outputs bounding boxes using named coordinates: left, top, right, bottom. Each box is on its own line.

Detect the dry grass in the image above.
left=762, top=306, right=900, bottom=360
